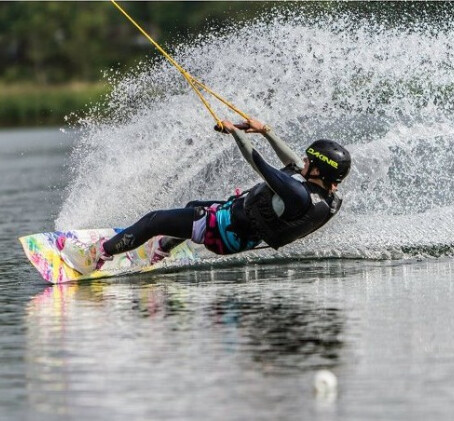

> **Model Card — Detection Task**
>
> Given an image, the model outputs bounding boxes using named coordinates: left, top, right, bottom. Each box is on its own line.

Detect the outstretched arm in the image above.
left=263, top=129, right=304, bottom=170
left=219, top=121, right=310, bottom=219
left=220, top=121, right=260, bottom=175
left=243, top=119, right=304, bottom=170
left=231, top=130, right=260, bottom=173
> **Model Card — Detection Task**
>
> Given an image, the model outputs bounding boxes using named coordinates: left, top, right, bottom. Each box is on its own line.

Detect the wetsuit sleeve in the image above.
left=231, top=129, right=310, bottom=219
left=263, top=129, right=304, bottom=170
left=231, top=128, right=262, bottom=174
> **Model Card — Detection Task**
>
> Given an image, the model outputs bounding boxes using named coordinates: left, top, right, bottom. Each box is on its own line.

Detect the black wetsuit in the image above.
left=103, top=127, right=328, bottom=256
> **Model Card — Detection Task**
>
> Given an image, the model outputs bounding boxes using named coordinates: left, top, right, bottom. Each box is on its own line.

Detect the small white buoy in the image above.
left=314, top=369, right=338, bottom=397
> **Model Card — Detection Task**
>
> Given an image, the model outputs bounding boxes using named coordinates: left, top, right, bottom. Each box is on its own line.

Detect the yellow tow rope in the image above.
left=110, top=0, right=250, bottom=129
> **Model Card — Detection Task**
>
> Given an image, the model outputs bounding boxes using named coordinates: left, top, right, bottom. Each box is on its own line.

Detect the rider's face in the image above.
left=303, top=157, right=339, bottom=193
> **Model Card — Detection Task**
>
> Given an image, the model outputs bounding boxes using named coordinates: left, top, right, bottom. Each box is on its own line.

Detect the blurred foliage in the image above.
left=0, top=1, right=451, bottom=127
left=0, top=82, right=110, bottom=126
left=1, top=1, right=451, bottom=85
left=0, top=1, right=280, bottom=84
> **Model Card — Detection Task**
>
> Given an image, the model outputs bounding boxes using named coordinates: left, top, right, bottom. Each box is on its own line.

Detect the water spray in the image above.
left=110, top=0, right=250, bottom=130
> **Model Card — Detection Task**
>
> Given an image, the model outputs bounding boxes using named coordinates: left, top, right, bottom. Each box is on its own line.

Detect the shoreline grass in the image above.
left=0, top=82, right=110, bottom=128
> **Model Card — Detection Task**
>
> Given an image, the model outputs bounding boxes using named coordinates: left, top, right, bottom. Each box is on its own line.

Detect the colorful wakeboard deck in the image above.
left=19, top=228, right=196, bottom=284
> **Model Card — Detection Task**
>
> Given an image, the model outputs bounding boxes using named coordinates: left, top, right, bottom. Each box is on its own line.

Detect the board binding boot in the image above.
left=149, top=236, right=170, bottom=264
left=58, top=236, right=113, bottom=275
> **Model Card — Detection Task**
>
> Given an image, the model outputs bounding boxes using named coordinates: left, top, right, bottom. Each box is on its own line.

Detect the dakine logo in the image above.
left=307, top=148, right=338, bottom=169
left=114, top=233, right=135, bottom=252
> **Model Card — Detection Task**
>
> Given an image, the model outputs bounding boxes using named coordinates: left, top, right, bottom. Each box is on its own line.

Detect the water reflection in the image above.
left=27, top=267, right=346, bottom=363
left=24, top=262, right=351, bottom=418
left=209, top=294, right=343, bottom=373
left=26, top=259, right=453, bottom=420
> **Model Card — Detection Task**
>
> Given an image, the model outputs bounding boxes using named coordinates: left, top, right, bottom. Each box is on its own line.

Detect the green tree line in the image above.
left=0, top=1, right=279, bottom=84
left=1, top=1, right=449, bottom=85
left=0, top=1, right=450, bottom=127
left=0, top=1, right=281, bottom=126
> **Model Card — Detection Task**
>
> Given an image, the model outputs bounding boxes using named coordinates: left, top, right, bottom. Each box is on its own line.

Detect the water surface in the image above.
left=2, top=9, right=454, bottom=420
left=2, top=129, right=454, bottom=421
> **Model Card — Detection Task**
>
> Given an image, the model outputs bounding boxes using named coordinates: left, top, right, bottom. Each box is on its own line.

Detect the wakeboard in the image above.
left=19, top=228, right=196, bottom=284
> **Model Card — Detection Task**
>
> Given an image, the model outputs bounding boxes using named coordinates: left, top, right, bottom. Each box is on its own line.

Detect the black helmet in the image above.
left=305, top=139, right=351, bottom=183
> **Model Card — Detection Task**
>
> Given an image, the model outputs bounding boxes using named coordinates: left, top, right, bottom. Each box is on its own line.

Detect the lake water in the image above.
left=3, top=8, right=454, bottom=420
left=2, top=128, right=454, bottom=421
